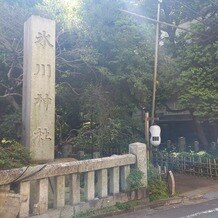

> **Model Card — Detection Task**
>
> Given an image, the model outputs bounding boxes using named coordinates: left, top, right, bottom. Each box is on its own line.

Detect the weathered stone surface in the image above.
left=62, top=144, right=73, bottom=157
left=0, top=191, right=21, bottom=218
left=96, top=169, right=108, bottom=197
left=54, top=176, right=65, bottom=208
left=136, top=187, right=147, bottom=199
left=30, top=209, right=61, bottom=218
left=30, top=190, right=148, bottom=218
left=109, top=167, right=119, bottom=194
left=22, top=15, right=55, bottom=162
left=211, top=142, right=216, bottom=151
left=0, top=154, right=135, bottom=185
left=167, top=140, right=171, bottom=150
left=59, top=206, right=74, bottom=218
left=84, top=171, right=95, bottom=201
left=32, top=178, right=49, bottom=215
left=167, top=170, right=175, bottom=196
left=178, top=137, right=186, bottom=152
left=129, top=142, right=147, bottom=187
left=70, top=173, right=80, bottom=205
left=93, top=152, right=100, bottom=159
left=0, top=185, right=10, bottom=191
left=194, top=141, right=200, bottom=152
left=19, top=181, right=30, bottom=218
left=120, top=165, right=130, bottom=191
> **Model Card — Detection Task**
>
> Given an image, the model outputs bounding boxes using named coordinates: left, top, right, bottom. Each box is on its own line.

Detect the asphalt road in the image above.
left=112, top=198, right=218, bottom=218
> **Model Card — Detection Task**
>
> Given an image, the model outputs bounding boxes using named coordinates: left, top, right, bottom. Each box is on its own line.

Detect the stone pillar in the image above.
left=211, top=142, right=216, bottom=151
left=93, top=152, right=100, bottom=159
left=32, top=178, right=48, bottom=215
left=54, top=176, right=65, bottom=208
left=129, top=142, right=147, bottom=187
left=84, top=171, right=95, bottom=201
left=97, top=169, right=108, bottom=197
left=178, top=137, right=186, bottom=152
left=70, top=174, right=80, bottom=205
left=22, top=16, right=55, bottom=162
left=19, top=181, right=30, bottom=218
left=167, top=140, right=171, bottom=150
left=194, top=141, right=200, bottom=152
left=167, top=171, right=175, bottom=196
left=109, top=167, right=119, bottom=194
left=120, top=165, right=130, bottom=191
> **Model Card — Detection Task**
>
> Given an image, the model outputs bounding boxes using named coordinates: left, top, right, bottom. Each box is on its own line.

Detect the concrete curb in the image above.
left=31, top=194, right=204, bottom=218
left=90, top=194, right=205, bottom=218
left=90, top=197, right=184, bottom=218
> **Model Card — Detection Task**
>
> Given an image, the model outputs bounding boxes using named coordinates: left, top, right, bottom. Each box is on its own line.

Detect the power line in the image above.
left=119, top=9, right=209, bottom=37
left=174, top=0, right=203, bottom=17
left=173, top=0, right=208, bottom=26
left=208, top=0, right=218, bottom=6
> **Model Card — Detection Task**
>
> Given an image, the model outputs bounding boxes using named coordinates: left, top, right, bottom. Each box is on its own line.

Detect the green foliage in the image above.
left=0, top=139, right=31, bottom=170
left=72, top=209, right=93, bottom=218
left=147, top=165, right=168, bottom=202
left=177, top=42, right=218, bottom=122
left=115, top=202, right=132, bottom=211
left=0, top=0, right=216, bottom=153
left=126, top=168, right=144, bottom=191
left=0, top=112, right=21, bottom=141
left=51, top=0, right=152, bottom=148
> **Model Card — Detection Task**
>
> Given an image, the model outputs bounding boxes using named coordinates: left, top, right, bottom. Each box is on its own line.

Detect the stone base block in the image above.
left=30, top=189, right=147, bottom=217
left=0, top=191, right=21, bottom=218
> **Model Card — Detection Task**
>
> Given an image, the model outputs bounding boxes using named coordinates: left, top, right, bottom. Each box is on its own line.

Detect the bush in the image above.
left=126, top=168, right=144, bottom=191
left=147, top=165, right=168, bottom=202
left=0, top=112, right=21, bottom=141
left=0, top=139, right=31, bottom=170
left=115, top=202, right=132, bottom=211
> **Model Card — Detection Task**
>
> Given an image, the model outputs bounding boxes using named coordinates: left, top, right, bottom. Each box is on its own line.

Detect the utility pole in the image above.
left=144, top=112, right=150, bottom=148
left=151, top=0, right=162, bottom=125
left=144, top=111, right=150, bottom=160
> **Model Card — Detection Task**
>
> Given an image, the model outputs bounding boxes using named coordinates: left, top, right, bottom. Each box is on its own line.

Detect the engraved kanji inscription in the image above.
left=34, top=93, right=52, bottom=110
left=35, top=31, right=54, bottom=48
left=32, top=127, right=52, bottom=146
left=35, top=64, right=51, bottom=77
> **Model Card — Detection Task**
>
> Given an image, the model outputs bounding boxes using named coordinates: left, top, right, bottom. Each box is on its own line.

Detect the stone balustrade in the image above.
left=0, top=142, right=147, bottom=218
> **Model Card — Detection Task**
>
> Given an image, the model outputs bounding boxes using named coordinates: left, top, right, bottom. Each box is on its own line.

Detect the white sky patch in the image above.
left=180, top=207, right=218, bottom=218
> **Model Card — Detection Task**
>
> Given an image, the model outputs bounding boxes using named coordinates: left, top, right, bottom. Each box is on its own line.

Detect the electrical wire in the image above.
left=208, top=0, right=218, bottom=6
left=173, top=0, right=208, bottom=26
left=119, top=9, right=209, bottom=37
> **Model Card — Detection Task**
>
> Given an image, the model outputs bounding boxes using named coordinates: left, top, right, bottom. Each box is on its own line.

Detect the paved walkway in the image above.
left=111, top=174, right=218, bottom=218
left=174, top=173, right=218, bottom=199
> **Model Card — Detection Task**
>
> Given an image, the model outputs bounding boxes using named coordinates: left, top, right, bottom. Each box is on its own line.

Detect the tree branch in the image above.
left=59, top=82, right=80, bottom=95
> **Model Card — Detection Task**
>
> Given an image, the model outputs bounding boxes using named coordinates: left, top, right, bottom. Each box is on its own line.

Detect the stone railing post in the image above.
left=129, top=142, right=147, bottom=187
left=84, top=171, right=95, bottom=201
left=70, top=173, right=80, bottom=205
left=19, top=181, right=30, bottom=218
left=120, top=165, right=130, bottom=191
left=109, top=167, right=119, bottom=194
left=97, top=169, right=108, bottom=197
left=54, top=176, right=65, bottom=208
left=32, top=178, right=48, bottom=215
